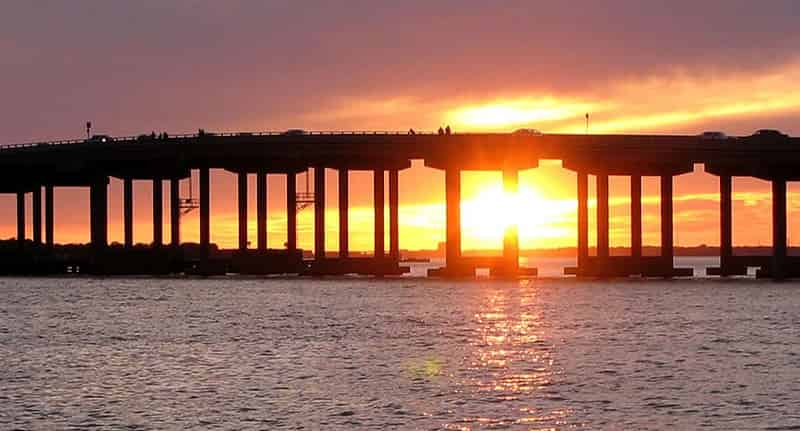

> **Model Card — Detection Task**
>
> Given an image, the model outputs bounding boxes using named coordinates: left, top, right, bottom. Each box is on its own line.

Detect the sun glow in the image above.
left=446, top=98, right=596, bottom=131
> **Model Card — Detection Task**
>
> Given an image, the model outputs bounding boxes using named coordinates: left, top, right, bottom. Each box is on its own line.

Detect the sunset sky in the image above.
left=2, top=1, right=800, bottom=252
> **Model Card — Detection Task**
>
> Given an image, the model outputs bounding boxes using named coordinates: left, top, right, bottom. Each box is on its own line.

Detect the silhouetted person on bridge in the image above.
left=438, top=127, right=444, bottom=135
left=151, top=131, right=156, bottom=139
left=445, top=125, right=451, bottom=135
left=408, top=128, right=416, bottom=135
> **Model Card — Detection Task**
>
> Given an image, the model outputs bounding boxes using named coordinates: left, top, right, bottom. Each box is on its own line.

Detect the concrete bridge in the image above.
left=1, top=130, right=799, bottom=279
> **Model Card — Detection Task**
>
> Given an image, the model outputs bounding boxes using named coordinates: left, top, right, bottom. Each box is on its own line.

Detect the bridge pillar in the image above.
left=661, top=175, right=674, bottom=274
left=314, top=166, right=325, bottom=260
left=90, top=179, right=108, bottom=250
left=577, top=172, right=589, bottom=272
left=446, top=167, right=461, bottom=268
left=338, top=169, right=349, bottom=257
left=389, top=169, right=400, bottom=261
left=720, top=175, right=733, bottom=275
left=237, top=172, right=248, bottom=251
left=597, top=174, right=610, bottom=258
left=772, top=179, right=787, bottom=279
left=257, top=171, right=267, bottom=251
left=631, top=175, right=642, bottom=260
left=32, top=187, right=41, bottom=246
left=153, top=179, right=163, bottom=248
left=45, top=185, right=54, bottom=247
left=199, top=167, right=210, bottom=261
left=374, top=169, right=385, bottom=259
left=170, top=178, right=180, bottom=247
left=16, top=191, right=25, bottom=249
left=123, top=178, right=133, bottom=248
left=287, top=172, right=297, bottom=252
left=502, top=168, right=520, bottom=274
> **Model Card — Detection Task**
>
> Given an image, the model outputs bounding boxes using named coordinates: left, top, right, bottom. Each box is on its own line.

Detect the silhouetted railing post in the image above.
left=772, top=178, right=787, bottom=279
left=32, top=186, right=41, bottom=246
left=170, top=178, right=180, bottom=247
left=314, top=166, right=325, bottom=260
left=45, top=185, right=54, bottom=248
left=389, top=169, right=400, bottom=261
left=577, top=172, right=588, bottom=272
left=237, top=172, right=247, bottom=251
left=660, top=175, right=674, bottom=274
left=720, top=175, right=733, bottom=275
left=338, top=169, right=349, bottom=258
left=502, top=168, right=519, bottom=273
left=374, top=169, right=385, bottom=259
left=287, top=172, right=297, bottom=252
left=153, top=178, right=163, bottom=248
left=257, top=171, right=267, bottom=251
left=123, top=178, right=133, bottom=248
left=445, top=167, right=461, bottom=268
left=631, top=175, right=642, bottom=260
left=16, top=191, right=25, bottom=249
left=597, top=174, right=610, bottom=259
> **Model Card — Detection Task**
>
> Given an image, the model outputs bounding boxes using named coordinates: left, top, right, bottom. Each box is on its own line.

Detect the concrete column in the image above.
left=16, top=191, right=25, bottom=249
left=374, top=169, right=385, bottom=259
left=89, top=179, right=108, bottom=249
left=577, top=172, right=588, bottom=267
left=720, top=175, right=733, bottom=273
left=123, top=178, right=133, bottom=248
left=338, top=169, right=349, bottom=257
left=631, top=175, right=642, bottom=259
left=503, top=168, right=519, bottom=271
left=257, top=171, right=267, bottom=251
left=772, top=179, right=787, bottom=279
left=287, top=172, right=297, bottom=251
left=389, top=169, right=400, bottom=260
left=314, top=166, right=325, bottom=260
left=32, top=187, right=41, bottom=245
left=597, top=174, right=610, bottom=258
left=45, top=185, right=54, bottom=247
left=170, top=178, right=180, bottom=247
left=153, top=179, right=163, bottom=247
left=661, top=175, right=674, bottom=267
left=199, top=167, right=210, bottom=258
left=445, top=168, right=461, bottom=266
left=237, top=172, right=248, bottom=251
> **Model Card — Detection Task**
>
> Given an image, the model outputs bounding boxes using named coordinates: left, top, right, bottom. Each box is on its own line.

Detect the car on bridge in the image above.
left=512, top=128, right=542, bottom=136
left=752, top=129, right=788, bottom=138
left=282, top=129, right=307, bottom=136
left=699, top=131, right=727, bottom=140
left=87, top=134, right=112, bottom=143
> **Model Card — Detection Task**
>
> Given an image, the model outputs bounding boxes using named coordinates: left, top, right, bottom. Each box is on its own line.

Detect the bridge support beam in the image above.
left=170, top=178, right=180, bottom=247
left=199, top=167, right=210, bottom=262
left=257, top=172, right=267, bottom=251
left=428, top=167, right=466, bottom=277
left=661, top=175, right=674, bottom=274
left=16, top=191, right=25, bottom=249
left=90, top=179, right=108, bottom=250
left=45, top=185, right=54, bottom=247
left=32, top=187, right=41, bottom=246
left=123, top=178, right=133, bottom=248
left=720, top=175, right=733, bottom=275
left=374, top=169, right=385, bottom=260
left=314, top=167, right=325, bottom=260
left=501, top=168, right=520, bottom=275
left=631, top=175, right=642, bottom=260
left=237, top=172, right=248, bottom=251
left=597, top=174, right=610, bottom=259
left=772, top=179, right=787, bottom=280
left=389, top=169, right=400, bottom=261
left=577, top=172, right=589, bottom=272
left=153, top=179, right=163, bottom=248
left=339, top=169, right=349, bottom=257
left=287, top=173, right=297, bottom=252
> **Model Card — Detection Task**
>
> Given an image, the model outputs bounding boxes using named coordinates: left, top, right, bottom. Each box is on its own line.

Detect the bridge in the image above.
left=1, top=130, right=799, bottom=279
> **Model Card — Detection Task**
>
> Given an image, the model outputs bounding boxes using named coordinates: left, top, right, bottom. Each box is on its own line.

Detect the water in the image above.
left=2, top=259, right=800, bottom=429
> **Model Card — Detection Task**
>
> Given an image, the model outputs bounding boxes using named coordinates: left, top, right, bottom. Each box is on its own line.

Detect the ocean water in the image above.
left=2, top=258, right=800, bottom=430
